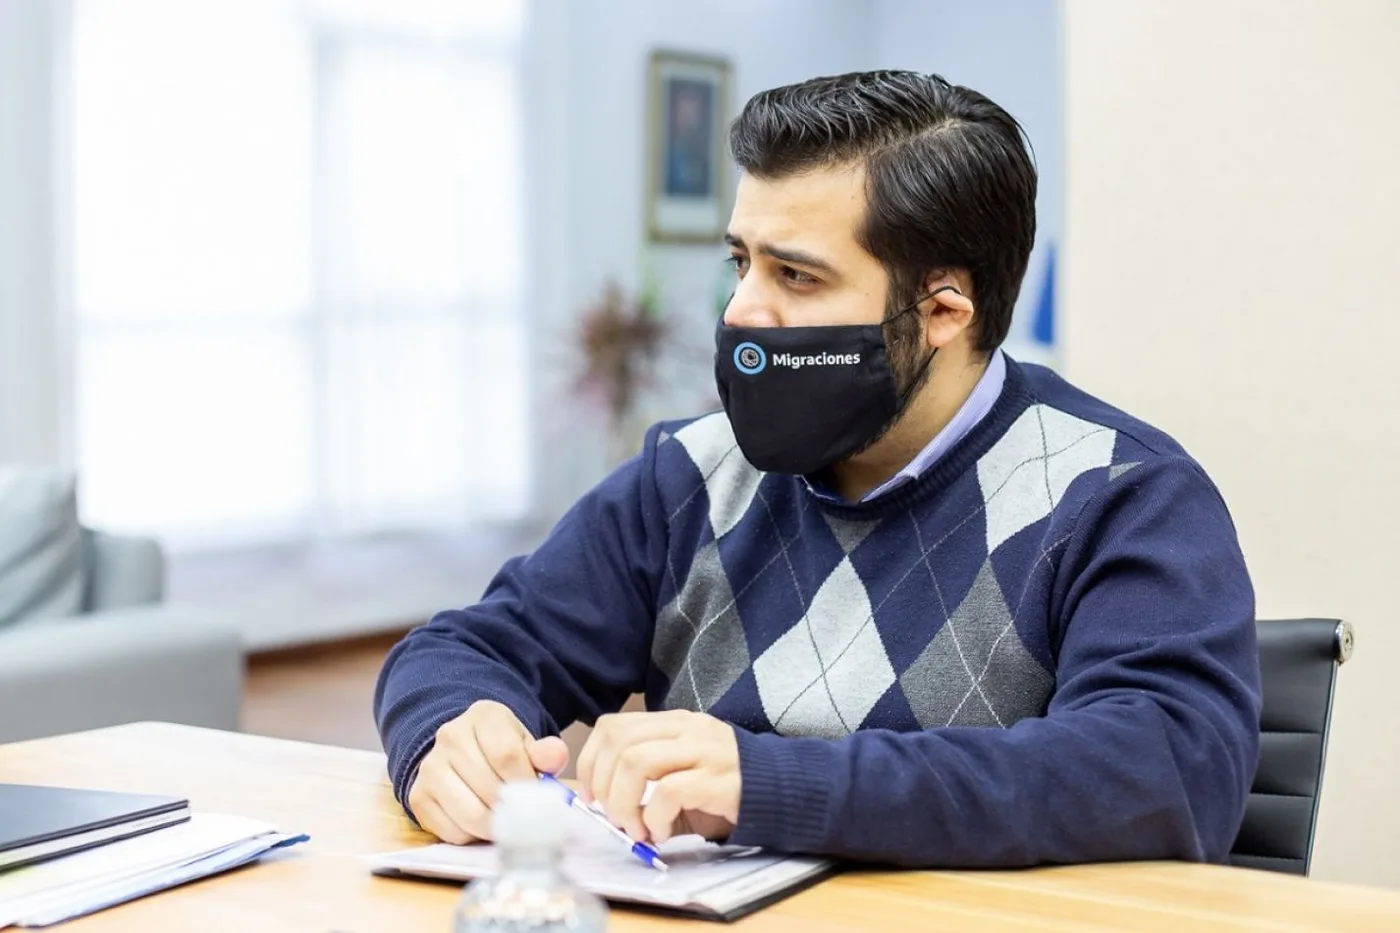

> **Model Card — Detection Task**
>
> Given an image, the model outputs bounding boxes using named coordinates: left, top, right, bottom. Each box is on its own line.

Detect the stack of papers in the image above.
left=369, top=806, right=833, bottom=922
left=0, top=814, right=306, bottom=928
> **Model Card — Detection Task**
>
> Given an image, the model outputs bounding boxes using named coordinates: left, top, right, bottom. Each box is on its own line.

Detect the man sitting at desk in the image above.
left=374, top=70, right=1262, bottom=868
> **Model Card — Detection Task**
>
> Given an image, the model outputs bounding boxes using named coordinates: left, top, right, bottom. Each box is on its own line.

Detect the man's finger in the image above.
left=598, top=740, right=698, bottom=841
left=442, top=733, right=513, bottom=810
left=428, top=761, right=494, bottom=841
left=641, top=771, right=706, bottom=845
left=578, top=710, right=693, bottom=802
left=473, top=714, right=536, bottom=784
left=528, top=736, right=570, bottom=776
left=411, top=787, right=474, bottom=845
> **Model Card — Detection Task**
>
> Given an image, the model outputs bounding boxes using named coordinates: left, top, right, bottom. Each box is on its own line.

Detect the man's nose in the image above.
left=722, top=278, right=782, bottom=328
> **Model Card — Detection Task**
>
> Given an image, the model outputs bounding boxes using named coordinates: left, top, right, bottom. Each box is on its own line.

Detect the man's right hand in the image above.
left=407, top=700, right=570, bottom=844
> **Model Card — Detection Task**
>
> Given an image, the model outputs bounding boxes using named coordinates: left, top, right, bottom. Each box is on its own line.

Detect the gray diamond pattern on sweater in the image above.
left=651, top=409, right=1102, bottom=738
left=900, top=559, right=1054, bottom=729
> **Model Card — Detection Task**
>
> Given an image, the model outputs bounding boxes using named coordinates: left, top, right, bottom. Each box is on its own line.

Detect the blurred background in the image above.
left=1, top=0, right=1396, bottom=890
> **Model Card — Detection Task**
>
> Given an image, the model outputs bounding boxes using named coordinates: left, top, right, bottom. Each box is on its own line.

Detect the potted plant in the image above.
left=573, top=280, right=671, bottom=463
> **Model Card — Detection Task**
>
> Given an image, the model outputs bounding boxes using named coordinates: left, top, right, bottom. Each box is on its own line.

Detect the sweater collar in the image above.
left=802, top=356, right=1036, bottom=519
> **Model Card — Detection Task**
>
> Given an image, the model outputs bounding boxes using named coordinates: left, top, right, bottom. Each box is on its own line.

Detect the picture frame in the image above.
left=645, top=49, right=733, bottom=243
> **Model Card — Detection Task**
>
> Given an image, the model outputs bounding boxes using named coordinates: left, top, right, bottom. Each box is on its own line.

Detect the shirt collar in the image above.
left=805, top=349, right=1008, bottom=504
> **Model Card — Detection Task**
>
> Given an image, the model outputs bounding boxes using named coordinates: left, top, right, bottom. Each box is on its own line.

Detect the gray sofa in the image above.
left=0, top=529, right=244, bottom=744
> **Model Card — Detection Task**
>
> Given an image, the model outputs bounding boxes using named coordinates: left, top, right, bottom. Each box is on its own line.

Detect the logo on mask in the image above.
left=771, top=351, right=861, bottom=369
left=734, top=342, right=767, bottom=375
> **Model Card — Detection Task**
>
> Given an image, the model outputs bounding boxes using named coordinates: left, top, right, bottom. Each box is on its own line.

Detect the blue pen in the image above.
left=538, top=773, right=669, bottom=871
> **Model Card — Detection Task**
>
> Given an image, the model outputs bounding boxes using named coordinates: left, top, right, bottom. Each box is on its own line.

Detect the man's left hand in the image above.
left=575, top=709, right=740, bottom=845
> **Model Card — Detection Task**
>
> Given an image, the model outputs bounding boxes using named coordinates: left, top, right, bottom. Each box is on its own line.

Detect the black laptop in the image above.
left=0, top=784, right=190, bottom=870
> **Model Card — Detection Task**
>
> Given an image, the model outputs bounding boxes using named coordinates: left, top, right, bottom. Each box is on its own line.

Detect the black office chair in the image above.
left=1229, top=618, right=1354, bottom=875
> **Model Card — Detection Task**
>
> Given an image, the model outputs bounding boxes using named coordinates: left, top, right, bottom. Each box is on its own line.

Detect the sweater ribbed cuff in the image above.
left=389, top=703, right=461, bottom=816
left=387, top=690, right=556, bottom=818
left=729, top=729, right=835, bottom=853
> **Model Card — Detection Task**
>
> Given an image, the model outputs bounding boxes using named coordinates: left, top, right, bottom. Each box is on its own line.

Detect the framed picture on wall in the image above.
left=645, top=50, right=733, bottom=243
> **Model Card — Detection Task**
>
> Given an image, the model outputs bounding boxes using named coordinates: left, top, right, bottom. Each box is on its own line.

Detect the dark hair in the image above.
left=729, top=71, right=1037, bottom=354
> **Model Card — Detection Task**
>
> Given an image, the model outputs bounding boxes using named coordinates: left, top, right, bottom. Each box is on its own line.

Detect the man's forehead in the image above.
left=728, top=166, right=867, bottom=250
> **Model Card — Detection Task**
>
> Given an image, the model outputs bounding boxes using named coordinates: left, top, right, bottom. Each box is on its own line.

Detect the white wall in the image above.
left=1062, top=0, right=1400, bottom=887
left=872, top=0, right=1061, bottom=363
left=0, top=0, right=65, bottom=467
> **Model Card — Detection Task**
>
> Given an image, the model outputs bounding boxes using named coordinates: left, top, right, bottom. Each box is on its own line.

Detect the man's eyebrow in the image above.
left=724, top=233, right=839, bottom=276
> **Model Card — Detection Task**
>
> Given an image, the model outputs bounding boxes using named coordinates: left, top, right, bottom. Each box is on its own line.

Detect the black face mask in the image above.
left=714, top=287, right=958, bottom=476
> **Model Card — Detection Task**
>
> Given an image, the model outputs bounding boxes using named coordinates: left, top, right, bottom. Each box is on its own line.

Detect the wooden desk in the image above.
left=2, top=723, right=1398, bottom=932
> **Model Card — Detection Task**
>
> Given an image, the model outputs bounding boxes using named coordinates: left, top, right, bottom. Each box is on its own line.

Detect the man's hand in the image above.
left=408, top=700, right=570, bottom=844
left=576, top=709, right=740, bottom=845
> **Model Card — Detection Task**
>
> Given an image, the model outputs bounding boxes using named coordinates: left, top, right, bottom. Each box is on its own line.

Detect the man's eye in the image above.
left=782, top=266, right=817, bottom=286
left=725, top=254, right=749, bottom=277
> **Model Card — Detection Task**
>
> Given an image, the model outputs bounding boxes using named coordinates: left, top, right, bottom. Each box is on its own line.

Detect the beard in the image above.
left=837, top=284, right=935, bottom=463
left=884, top=289, right=936, bottom=399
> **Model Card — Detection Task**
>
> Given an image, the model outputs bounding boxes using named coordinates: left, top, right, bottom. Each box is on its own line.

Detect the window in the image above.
left=68, top=0, right=528, bottom=550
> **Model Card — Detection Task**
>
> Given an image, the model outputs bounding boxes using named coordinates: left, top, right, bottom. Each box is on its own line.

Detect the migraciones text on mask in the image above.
left=770, top=351, right=861, bottom=370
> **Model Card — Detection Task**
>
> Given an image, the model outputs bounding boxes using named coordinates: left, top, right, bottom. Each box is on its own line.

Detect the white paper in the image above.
left=11, top=833, right=303, bottom=928
left=0, top=813, right=293, bottom=928
left=377, top=836, right=789, bottom=907
left=368, top=807, right=830, bottom=913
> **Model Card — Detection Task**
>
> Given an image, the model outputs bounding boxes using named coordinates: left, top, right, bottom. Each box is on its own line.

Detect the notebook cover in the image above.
left=0, top=784, right=189, bottom=867
left=367, top=837, right=840, bottom=924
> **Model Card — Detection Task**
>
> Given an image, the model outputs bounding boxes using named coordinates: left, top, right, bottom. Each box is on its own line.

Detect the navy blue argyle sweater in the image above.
left=375, top=358, right=1262, bottom=868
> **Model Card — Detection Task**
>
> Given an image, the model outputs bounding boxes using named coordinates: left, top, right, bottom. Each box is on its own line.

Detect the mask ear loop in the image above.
left=893, top=284, right=967, bottom=406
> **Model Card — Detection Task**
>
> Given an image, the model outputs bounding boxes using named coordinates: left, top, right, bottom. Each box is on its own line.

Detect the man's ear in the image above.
left=919, top=271, right=976, bottom=348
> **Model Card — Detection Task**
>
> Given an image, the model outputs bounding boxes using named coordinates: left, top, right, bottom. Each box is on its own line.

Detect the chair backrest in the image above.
left=1230, top=618, right=1353, bottom=875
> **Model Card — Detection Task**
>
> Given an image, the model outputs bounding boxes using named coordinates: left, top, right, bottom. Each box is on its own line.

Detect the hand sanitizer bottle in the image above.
left=453, top=781, right=609, bottom=932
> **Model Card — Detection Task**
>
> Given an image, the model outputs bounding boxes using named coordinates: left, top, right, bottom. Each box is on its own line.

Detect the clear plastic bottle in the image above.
left=452, top=781, right=609, bottom=932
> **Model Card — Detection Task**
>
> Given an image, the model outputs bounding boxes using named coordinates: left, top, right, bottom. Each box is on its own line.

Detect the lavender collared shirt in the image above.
left=807, top=349, right=1008, bottom=503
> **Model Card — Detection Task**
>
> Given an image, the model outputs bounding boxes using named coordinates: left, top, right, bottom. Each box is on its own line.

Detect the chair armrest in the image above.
left=83, top=530, right=165, bottom=610
left=0, top=605, right=244, bottom=744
